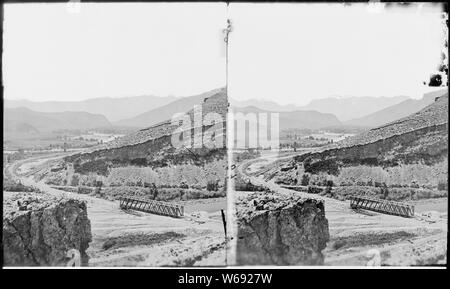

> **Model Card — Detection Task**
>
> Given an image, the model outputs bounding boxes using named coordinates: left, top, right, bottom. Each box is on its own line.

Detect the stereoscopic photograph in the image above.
left=2, top=1, right=448, bottom=270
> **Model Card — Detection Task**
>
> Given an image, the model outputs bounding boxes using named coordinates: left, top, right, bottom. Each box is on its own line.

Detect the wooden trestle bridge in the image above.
left=119, top=196, right=184, bottom=218
left=349, top=195, right=415, bottom=218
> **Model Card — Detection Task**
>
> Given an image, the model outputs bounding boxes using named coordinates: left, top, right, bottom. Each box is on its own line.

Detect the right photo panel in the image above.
left=227, top=2, right=448, bottom=266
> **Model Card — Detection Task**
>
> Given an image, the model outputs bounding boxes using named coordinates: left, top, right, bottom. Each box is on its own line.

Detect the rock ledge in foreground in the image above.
left=3, top=192, right=92, bottom=266
left=235, top=192, right=329, bottom=265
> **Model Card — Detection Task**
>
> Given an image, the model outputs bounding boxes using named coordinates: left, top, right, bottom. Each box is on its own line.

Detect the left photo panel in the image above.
left=3, top=3, right=228, bottom=267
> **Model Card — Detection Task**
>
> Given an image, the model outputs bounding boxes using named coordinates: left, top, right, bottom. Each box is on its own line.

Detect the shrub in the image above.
left=328, top=186, right=446, bottom=202
left=206, top=180, right=219, bottom=191
left=95, top=180, right=103, bottom=195
left=324, top=186, right=333, bottom=197
left=101, top=186, right=151, bottom=201
left=234, top=177, right=266, bottom=191
left=144, top=182, right=155, bottom=188
left=380, top=185, right=389, bottom=199
left=336, top=162, right=448, bottom=188
left=77, top=186, right=94, bottom=194
left=70, top=174, right=80, bottom=187
left=130, top=158, right=147, bottom=166
left=275, top=174, right=297, bottom=185
left=437, top=180, right=448, bottom=191
left=304, top=158, right=340, bottom=176
left=3, top=178, right=35, bottom=192
left=300, top=174, right=310, bottom=186
left=307, top=186, right=323, bottom=194
left=74, top=159, right=109, bottom=176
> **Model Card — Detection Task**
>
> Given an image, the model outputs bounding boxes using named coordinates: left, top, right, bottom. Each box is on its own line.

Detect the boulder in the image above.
left=3, top=192, right=92, bottom=266
left=235, top=192, right=329, bottom=265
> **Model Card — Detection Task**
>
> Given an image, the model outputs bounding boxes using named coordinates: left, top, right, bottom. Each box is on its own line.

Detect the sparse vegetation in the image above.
left=304, top=158, right=340, bottom=176
left=3, top=177, right=35, bottom=192
left=307, top=186, right=323, bottom=195
left=233, top=149, right=261, bottom=162
left=300, top=174, right=310, bottom=186
left=234, top=174, right=266, bottom=192
left=206, top=180, right=219, bottom=192
left=331, top=231, right=416, bottom=250
left=320, top=186, right=447, bottom=202
left=102, top=232, right=185, bottom=250
left=74, top=159, right=110, bottom=176
left=105, top=161, right=226, bottom=190
left=296, top=161, right=448, bottom=191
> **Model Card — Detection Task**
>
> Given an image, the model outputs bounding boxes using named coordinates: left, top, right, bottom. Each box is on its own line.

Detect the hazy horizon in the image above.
left=3, top=3, right=446, bottom=106
left=3, top=3, right=226, bottom=102
left=5, top=85, right=445, bottom=105
left=228, top=3, right=447, bottom=106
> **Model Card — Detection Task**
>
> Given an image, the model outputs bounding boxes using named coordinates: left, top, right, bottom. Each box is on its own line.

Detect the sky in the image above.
left=3, top=3, right=227, bottom=101
left=3, top=3, right=446, bottom=105
left=228, top=3, right=447, bottom=106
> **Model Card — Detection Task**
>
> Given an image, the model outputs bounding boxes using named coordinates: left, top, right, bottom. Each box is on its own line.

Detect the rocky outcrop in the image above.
left=295, top=95, right=449, bottom=169
left=63, top=90, right=228, bottom=174
left=297, top=123, right=448, bottom=167
left=235, top=192, right=329, bottom=265
left=3, top=192, right=92, bottom=267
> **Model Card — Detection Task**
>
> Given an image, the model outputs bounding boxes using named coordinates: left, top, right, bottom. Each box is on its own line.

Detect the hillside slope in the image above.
left=3, top=107, right=112, bottom=132
left=5, top=95, right=177, bottom=122
left=345, top=89, right=447, bottom=127
left=296, top=92, right=448, bottom=166
left=232, top=105, right=341, bottom=130
left=116, top=88, right=225, bottom=128
left=300, top=95, right=410, bottom=121
left=231, top=95, right=409, bottom=121
left=64, top=88, right=228, bottom=171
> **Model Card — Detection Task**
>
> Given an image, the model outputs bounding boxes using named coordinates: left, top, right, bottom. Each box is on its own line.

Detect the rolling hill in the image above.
left=3, top=107, right=112, bottom=133
left=295, top=92, right=448, bottom=166
left=232, top=95, right=410, bottom=121
left=231, top=106, right=341, bottom=130
left=63, top=87, right=228, bottom=171
left=230, top=99, right=299, bottom=112
left=4, top=95, right=177, bottom=122
left=345, top=89, right=448, bottom=128
left=38, top=88, right=228, bottom=203
left=115, top=88, right=226, bottom=128
left=299, top=95, right=410, bottom=122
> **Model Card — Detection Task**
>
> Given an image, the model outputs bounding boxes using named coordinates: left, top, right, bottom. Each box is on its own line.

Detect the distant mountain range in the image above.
left=115, top=88, right=226, bottom=128
left=3, top=107, right=112, bottom=133
left=345, top=89, right=448, bottom=127
left=230, top=99, right=298, bottom=112
left=5, top=88, right=447, bottom=134
left=231, top=95, right=410, bottom=121
left=231, top=106, right=341, bottom=130
left=4, top=95, right=177, bottom=122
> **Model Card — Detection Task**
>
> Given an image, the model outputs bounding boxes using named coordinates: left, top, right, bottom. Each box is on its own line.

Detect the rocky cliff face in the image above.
left=3, top=192, right=92, bottom=266
left=297, top=123, right=448, bottom=168
left=295, top=95, right=448, bottom=170
left=235, top=192, right=329, bottom=265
